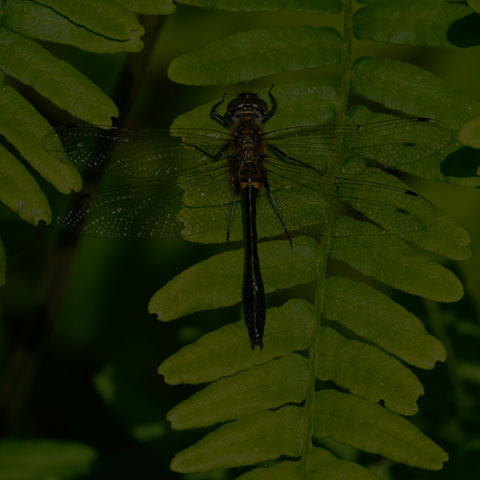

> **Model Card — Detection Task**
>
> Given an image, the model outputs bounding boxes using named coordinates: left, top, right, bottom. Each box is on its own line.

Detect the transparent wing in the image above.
left=262, top=154, right=437, bottom=241
left=263, top=118, right=455, bottom=169
left=59, top=164, right=236, bottom=240
left=43, top=125, right=232, bottom=177
left=179, top=155, right=438, bottom=245
left=47, top=125, right=236, bottom=239
left=47, top=119, right=444, bottom=242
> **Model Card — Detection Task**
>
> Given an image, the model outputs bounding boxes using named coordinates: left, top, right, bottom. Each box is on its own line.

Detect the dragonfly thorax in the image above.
left=230, top=123, right=265, bottom=164
left=230, top=123, right=266, bottom=191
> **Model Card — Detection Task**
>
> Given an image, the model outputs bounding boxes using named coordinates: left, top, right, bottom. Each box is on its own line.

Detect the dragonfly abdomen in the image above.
left=241, top=183, right=266, bottom=349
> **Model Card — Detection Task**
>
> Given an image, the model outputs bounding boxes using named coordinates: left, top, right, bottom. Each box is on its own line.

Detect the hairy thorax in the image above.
left=229, top=119, right=266, bottom=190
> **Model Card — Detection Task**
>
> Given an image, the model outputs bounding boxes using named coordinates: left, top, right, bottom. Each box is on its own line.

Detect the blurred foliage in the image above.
left=0, top=0, right=479, bottom=479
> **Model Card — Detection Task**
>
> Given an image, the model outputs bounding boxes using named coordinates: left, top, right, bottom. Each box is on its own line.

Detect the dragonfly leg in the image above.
left=215, top=141, right=230, bottom=160
left=210, top=93, right=232, bottom=128
left=263, top=85, right=277, bottom=123
left=268, top=143, right=323, bottom=175
left=264, top=181, right=292, bottom=248
left=182, top=141, right=229, bottom=160
left=226, top=191, right=238, bottom=244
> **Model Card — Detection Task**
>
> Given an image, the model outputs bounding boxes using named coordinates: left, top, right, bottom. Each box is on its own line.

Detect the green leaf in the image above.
left=114, top=0, right=176, bottom=14
left=351, top=56, right=480, bottom=129
left=158, top=4, right=473, bottom=478
left=170, top=406, right=304, bottom=473
left=315, top=327, right=423, bottom=415
left=0, top=28, right=118, bottom=124
left=168, top=26, right=343, bottom=85
left=330, top=217, right=463, bottom=302
left=0, top=84, right=81, bottom=194
left=0, top=144, right=51, bottom=225
left=410, top=209, right=471, bottom=260
left=314, top=390, right=448, bottom=470
left=3, top=0, right=145, bottom=53
left=354, top=0, right=480, bottom=47
left=159, top=300, right=314, bottom=384
left=175, top=0, right=342, bottom=13
left=459, top=116, right=480, bottom=148
left=339, top=157, right=471, bottom=259
left=469, top=0, right=480, bottom=13
left=28, top=0, right=143, bottom=41
left=236, top=448, right=378, bottom=480
left=149, top=237, right=317, bottom=321
left=362, top=178, right=470, bottom=260
left=172, top=80, right=338, bottom=132
left=335, top=168, right=438, bottom=241
left=235, top=461, right=300, bottom=480
left=307, top=448, right=379, bottom=480
left=167, top=353, right=308, bottom=429
left=0, top=235, right=5, bottom=287
left=323, top=277, right=447, bottom=369
left=348, top=105, right=480, bottom=188
left=0, top=439, right=97, bottom=479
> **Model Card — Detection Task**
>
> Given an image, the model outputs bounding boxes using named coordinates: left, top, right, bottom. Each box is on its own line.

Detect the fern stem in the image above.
left=300, top=0, right=354, bottom=475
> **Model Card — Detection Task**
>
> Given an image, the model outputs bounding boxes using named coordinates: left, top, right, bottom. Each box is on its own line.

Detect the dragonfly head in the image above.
left=227, top=93, right=269, bottom=121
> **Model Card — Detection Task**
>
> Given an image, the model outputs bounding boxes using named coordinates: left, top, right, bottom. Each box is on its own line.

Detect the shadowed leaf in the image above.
left=167, top=353, right=308, bottom=429
left=352, top=57, right=480, bottom=128
left=354, top=0, right=480, bottom=47
left=315, top=327, right=423, bottom=415
left=175, top=0, right=342, bottom=13
left=330, top=217, right=463, bottom=302
left=115, top=0, right=176, bottom=14
left=159, top=300, right=314, bottom=384
left=0, top=145, right=51, bottom=225
left=314, top=390, right=449, bottom=470
left=0, top=84, right=81, bottom=194
left=323, top=277, right=447, bottom=368
left=171, top=406, right=304, bottom=473
left=0, top=439, right=97, bottom=479
left=0, top=28, right=118, bottom=124
left=236, top=449, right=378, bottom=479
left=149, top=238, right=317, bottom=321
left=2, top=0, right=145, bottom=53
left=168, top=26, right=343, bottom=85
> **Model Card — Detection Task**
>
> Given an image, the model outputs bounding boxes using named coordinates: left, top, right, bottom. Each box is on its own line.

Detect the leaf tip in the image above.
left=459, top=117, right=480, bottom=148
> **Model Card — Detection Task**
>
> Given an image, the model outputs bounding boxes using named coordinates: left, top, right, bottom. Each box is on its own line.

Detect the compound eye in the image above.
left=227, top=99, right=242, bottom=116
left=255, top=99, right=268, bottom=114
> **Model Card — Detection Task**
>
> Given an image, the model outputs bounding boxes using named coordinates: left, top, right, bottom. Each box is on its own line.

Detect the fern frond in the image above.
left=354, top=0, right=480, bottom=48
left=153, top=0, right=479, bottom=477
left=2, top=0, right=145, bottom=52
left=175, top=0, right=342, bottom=13
left=114, top=0, right=176, bottom=15
left=168, top=26, right=343, bottom=85
left=0, top=0, right=174, bottom=284
left=0, top=143, right=51, bottom=225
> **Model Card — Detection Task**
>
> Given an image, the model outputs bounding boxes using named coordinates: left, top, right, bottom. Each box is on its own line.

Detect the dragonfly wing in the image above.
left=263, top=118, right=456, bottom=169
left=43, top=125, right=232, bottom=177
left=261, top=149, right=437, bottom=241
left=58, top=158, right=235, bottom=240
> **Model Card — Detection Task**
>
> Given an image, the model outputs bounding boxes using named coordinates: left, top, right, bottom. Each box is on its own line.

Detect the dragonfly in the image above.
left=43, top=89, right=455, bottom=349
